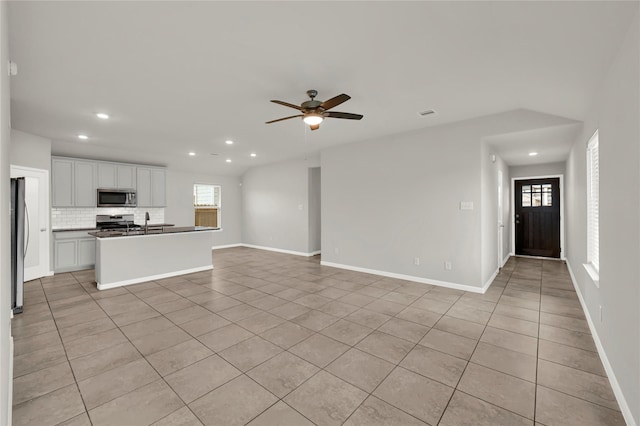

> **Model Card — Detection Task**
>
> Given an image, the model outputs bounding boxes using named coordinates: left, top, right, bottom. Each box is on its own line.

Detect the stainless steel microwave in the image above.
left=97, top=188, right=137, bottom=207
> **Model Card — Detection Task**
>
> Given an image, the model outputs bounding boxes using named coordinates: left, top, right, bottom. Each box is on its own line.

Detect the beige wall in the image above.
left=10, top=129, right=51, bottom=171
left=1, top=1, right=13, bottom=421
left=565, top=10, right=639, bottom=424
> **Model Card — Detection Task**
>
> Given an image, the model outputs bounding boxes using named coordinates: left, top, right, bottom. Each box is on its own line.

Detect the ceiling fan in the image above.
left=266, top=90, right=363, bottom=131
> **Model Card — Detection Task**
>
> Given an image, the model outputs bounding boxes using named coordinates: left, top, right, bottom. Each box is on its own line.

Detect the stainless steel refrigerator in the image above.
left=11, top=177, right=25, bottom=314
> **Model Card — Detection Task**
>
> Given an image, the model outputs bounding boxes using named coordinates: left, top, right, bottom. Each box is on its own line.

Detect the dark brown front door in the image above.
left=515, top=178, right=561, bottom=258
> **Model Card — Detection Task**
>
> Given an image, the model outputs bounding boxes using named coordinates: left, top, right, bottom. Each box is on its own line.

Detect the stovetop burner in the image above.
left=96, top=214, right=142, bottom=231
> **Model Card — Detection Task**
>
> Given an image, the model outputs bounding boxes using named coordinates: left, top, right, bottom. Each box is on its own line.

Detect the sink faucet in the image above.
left=145, top=212, right=150, bottom=234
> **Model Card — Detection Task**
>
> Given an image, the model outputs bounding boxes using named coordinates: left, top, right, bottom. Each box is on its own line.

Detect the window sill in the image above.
left=583, top=263, right=600, bottom=288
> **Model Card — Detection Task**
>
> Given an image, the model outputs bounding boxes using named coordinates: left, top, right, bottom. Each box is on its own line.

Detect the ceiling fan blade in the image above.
left=265, top=114, right=303, bottom=124
left=325, top=111, right=363, bottom=120
left=310, top=124, right=320, bottom=131
left=270, top=100, right=304, bottom=111
left=320, top=94, right=350, bottom=111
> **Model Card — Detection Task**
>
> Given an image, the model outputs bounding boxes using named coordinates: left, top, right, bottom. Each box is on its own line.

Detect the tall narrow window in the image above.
left=586, top=130, right=599, bottom=272
left=194, top=184, right=221, bottom=227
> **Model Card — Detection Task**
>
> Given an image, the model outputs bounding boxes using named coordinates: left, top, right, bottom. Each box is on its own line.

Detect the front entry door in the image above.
left=515, top=178, right=560, bottom=258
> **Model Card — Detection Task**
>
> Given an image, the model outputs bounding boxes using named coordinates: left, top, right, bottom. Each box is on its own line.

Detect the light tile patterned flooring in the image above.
left=12, top=248, right=625, bottom=425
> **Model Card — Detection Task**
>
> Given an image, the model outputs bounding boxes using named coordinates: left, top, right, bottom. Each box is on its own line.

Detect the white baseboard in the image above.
left=309, top=250, right=321, bottom=256
left=320, top=260, right=486, bottom=294
left=97, top=265, right=213, bottom=290
left=241, top=244, right=319, bottom=258
left=502, top=253, right=512, bottom=267
left=211, top=243, right=243, bottom=250
left=7, top=336, right=13, bottom=426
left=565, top=260, right=637, bottom=426
left=483, top=268, right=499, bottom=292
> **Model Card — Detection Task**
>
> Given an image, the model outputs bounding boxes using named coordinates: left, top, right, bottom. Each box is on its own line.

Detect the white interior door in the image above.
left=11, top=166, right=51, bottom=281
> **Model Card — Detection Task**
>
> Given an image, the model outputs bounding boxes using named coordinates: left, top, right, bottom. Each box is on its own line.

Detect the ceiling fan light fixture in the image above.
left=303, top=114, right=323, bottom=126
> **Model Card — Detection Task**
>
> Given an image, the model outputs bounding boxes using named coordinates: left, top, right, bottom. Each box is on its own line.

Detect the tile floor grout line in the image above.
left=14, top=252, right=620, bottom=425
left=433, top=264, right=513, bottom=425
left=532, top=259, right=544, bottom=424
left=41, top=275, right=95, bottom=426
left=335, top=318, right=430, bottom=426
left=80, top=278, right=220, bottom=422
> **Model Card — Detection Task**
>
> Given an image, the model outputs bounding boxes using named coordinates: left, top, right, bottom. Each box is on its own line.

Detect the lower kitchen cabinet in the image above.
left=53, top=230, right=96, bottom=273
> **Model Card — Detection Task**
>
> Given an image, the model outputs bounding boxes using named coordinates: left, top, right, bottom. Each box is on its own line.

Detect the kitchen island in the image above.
left=89, top=226, right=218, bottom=290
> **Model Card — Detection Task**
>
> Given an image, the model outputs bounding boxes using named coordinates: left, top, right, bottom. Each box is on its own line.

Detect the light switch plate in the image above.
left=460, top=201, right=474, bottom=210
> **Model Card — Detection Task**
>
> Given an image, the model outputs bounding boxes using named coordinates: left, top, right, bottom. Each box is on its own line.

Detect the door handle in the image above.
left=24, top=202, right=30, bottom=257
left=516, top=221, right=520, bottom=224
left=40, top=228, right=47, bottom=232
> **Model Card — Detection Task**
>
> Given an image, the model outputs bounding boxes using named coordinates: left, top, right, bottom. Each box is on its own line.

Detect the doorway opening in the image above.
left=308, top=167, right=321, bottom=255
left=512, top=176, right=563, bottom=258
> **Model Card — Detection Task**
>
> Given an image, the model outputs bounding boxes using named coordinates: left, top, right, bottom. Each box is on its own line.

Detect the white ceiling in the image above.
left=486, top=123, right=583, bottom=166
left=8, top=1, right=638, bottom=175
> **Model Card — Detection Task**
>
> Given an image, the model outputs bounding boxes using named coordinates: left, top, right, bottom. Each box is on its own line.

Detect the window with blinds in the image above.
left=194, top=184, right=220, bottom=207
left=586, top=130, right=599, bottom=272
left=193, top=184, right=221, bottom=227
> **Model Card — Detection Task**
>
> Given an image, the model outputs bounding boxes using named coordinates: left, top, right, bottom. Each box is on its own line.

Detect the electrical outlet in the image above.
left=414, top=257, right=420, bottom=266
left=445, top=261, right=452, bottom=270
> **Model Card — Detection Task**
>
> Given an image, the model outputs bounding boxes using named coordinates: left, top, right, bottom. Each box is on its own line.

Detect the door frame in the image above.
left=511, top=174, right=565, bottom=260
left=10, top=165, right=53, bottom=279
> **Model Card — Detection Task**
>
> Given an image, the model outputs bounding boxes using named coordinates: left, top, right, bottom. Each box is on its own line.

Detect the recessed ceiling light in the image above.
left=250, top=153, right=257, bottom=157
left=96, top=113, right=109, bottom=119
left=78, top=134, right=89, bottom=140
left=225, top=140, right=234, bottom=145
left=188, top=152, right=196, bottom=156
left=226, top=159, right=232, bottom=163
left=529, top=152, right=538, bottom=156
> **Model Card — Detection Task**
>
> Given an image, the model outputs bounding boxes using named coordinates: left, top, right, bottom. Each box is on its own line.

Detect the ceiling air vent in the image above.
left=418, top=110, right=436, bottom=117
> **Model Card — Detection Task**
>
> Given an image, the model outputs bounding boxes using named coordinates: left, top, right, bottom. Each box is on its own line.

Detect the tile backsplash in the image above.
left=52, top=207, right=165, bottom=229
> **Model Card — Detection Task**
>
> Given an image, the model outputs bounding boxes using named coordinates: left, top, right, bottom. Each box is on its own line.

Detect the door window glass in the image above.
left=522, top=183, right=552, bottom=207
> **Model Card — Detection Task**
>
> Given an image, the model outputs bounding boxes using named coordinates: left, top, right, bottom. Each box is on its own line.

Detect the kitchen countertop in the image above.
left=89, top=226, right=219, bottom=238
left=53, top=227, right=99, bottom=232
left=53, top=223, right=174, bottom=232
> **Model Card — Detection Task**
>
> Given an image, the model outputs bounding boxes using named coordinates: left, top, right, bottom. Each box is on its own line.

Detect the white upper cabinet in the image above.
left=117, top=165, right=136, bottom=189
left=97, top=163, right=117, bottom=188
left=53, top=156, right=165, bottom=208
left=136, top=167, right=152, bottom=207
left=151, top=169, right=166, bottom=207
left=74, top=160, right=97, bottom=207
left=52, top=158, right=74, bottom=207
left=137, top=167, right=166, bottom=207
left=97, top=162, right=136, bottom=189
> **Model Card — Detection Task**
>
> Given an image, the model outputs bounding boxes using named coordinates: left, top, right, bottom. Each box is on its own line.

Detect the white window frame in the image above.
left=193, top=183, right=221, bottom=227
left=584, top=130, right=599, bottom=286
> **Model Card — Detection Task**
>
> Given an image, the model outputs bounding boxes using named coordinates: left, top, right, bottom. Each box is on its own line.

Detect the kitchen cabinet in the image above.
left=98, top=163, right=136, bottom=189
left=52, top=158, right=74, bottom=207
left=137, top=167, right=166, bottom=207
left=117, top=165, right=136, bottom=189
left=53, top=156, right=165, bottom=208
left=53, top=230, right=96, bottom=272
left=151, top=168, right=166, bottom=206
left=74, top=160, right=97, bottom=207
